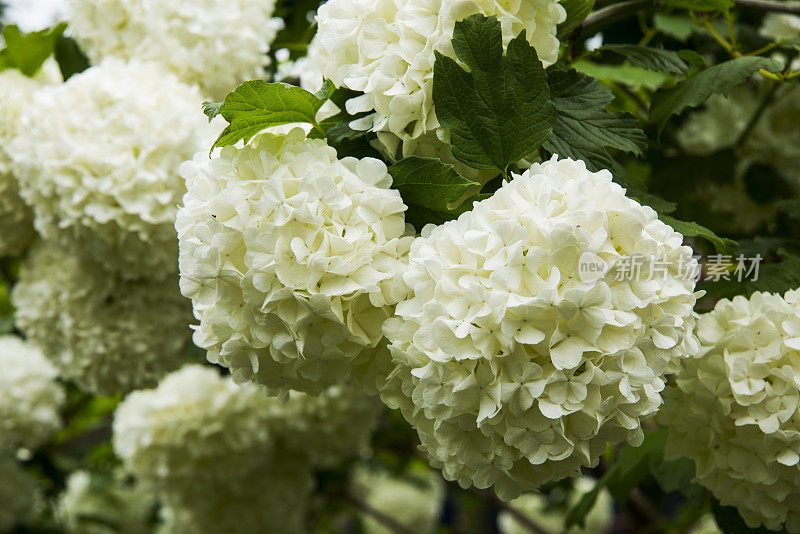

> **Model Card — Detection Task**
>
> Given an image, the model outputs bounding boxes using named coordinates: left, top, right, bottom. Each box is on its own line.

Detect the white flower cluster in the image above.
left=67, top=0, right=283, bottom=99
left=302, top=0, right=565, bottom=158
left=350, top=463, right=445, bottom=534
left=58, top=471, right=156, bottom=534
left=498, top=478, right=613, bottom=534
left=0, top=336, right=64, bottom=452
left=0, top=61, right=60, bottom=256
left=760, top=8, right=800, bottom=41
left=677, top=82, right=800, bottom=189
left=661, top=290, right=800, bottom=533
left=177, top=129, right=413, bottom=394
left=13, top=241, right=191, bottom=395
left=0, top=455, right=39, bottom=533
left=267, top=385, right=382, bottom=467
left=381, top=157, right=700, bottom=500
left=11, top=58, right=220, bottom=281
left=675, top=87, right=757, bottom=157
left=113, top=365, right=314, bottom=534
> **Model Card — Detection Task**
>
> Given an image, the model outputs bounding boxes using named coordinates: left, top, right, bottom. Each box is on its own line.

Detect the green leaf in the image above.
left=558, top=0, right=595, bottom=37
left=213, top=81, right=327, bottom=149
left=600, top=44, right=689, bottom=74
left=660, top=215, right=739, bottom=255
left=664, top=0, right=734, bottom=11
left=0, top=23, right=66, bottom=77
left=649, top=56, right=782, bottom=131
left=202, top=101, right=223, bottom=122
left=542, top=68, right=646, bottom=172
left=749, top=252, right=800, bottom=295
left=388, top=156, right=480, bottom=227
left=54, top=35, right=90, bottom=81
left=432, top=15, right=556, bottom=171
left=573, top=60, right=672, bottom=90
left=325, top=121, right=383, bottom=160
left=654, top=13, right=697, bottom=42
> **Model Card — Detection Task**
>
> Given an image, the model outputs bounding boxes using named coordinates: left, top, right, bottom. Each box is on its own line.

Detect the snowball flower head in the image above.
left=11, top=58, right=220, bottom=280
left=351, top=463, right=445, bottom=534
left=265, top=385, right=382, bottom=467
left=302, top=0, right=565, bottom=157
left=0, top=61, right=61, bottom=256
left=0, top=336, right=64, bottom=452
left=67, top=0, right=283, bottom=99
left=661, top=290, right=800, bottom=533
left=177, top=128, right=413, bottom=394
left=382, top=156, right=701, bottom=500
left=113, top=365, right=314, bottom=534
left=760, top=7, right=800, bottom=42
left=58, top=471, right=156, bottom=534
left=0, top=455, right=40, bottom=533
left=13, top=241, right=191, bottom=395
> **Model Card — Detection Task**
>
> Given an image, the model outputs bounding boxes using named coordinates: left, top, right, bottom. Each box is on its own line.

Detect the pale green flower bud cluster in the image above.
left=0, top=335, right=64, bottom=452
left=662, top=290, right=800, bottom=533
left=13, top=241, right=191, bottom=395
left=113, top=365, right=380, bottom=533
left=57, top=470, right=156, bottom=534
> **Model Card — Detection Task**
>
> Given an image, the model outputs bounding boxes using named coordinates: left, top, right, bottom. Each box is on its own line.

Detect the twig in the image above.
left=580, top=0, right=800, bottom=36
left=464, top=486, right=554, bottom=534
left=345, top=492, right=417, bottom=534
left=735, top=80, right=781, bottom=148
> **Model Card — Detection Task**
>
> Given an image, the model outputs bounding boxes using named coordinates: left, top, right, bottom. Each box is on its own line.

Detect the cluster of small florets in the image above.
left=498, top=478, right=613, bottom=534
left=266, top=385, right=382, bottom=467
left=350, top=463, right=445, bottom=534
left=662, top=290, right=800, bottom=533
left=381, top=156, right=700, bottom=500
left=0, top=62, right=61, bottom=256
left=67, top=0, right=283, bottom=99
left=302, top=0, right=565, bottom=159
left=176, top=128, right=413, bottom=394
left=13, top=241, right=191, bottom=395
left=57, top=470, right=156, bottom=534
left=0, top=455, right=40, bottom=533
left=0, top=336, right=64, bottom=452
left=10, top=58, right=220, bottom=280
left=114, top=365, right=347, bottom=533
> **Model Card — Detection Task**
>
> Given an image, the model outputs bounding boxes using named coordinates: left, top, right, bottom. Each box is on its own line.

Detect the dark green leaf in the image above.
left=649, top=57, right=782, bottom=131
left=213, top=81, right=327, bottom=149
left=54, top=35, right=89, bottom=81
left=325, top=121, right=383, bottom=160
left=433, top=15, right=556, bottom=171
left=558, top=0, right=595, bottom=37
left=661, top=216, right=739, bottom=255
left=600, top=44, right=689, bottom=74
left=388, top=156, right=480, bottom=227
left=543, top=68, right=646, bottom=172
left=650, top=456, right=696, bottom=494
left=749, top=252, right=800, bottom=294
left=0, top=23, right=66, bottom=77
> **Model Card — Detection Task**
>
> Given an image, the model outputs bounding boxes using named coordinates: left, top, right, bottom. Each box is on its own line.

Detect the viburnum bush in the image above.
left=2, top=0, right=800, bottom=532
